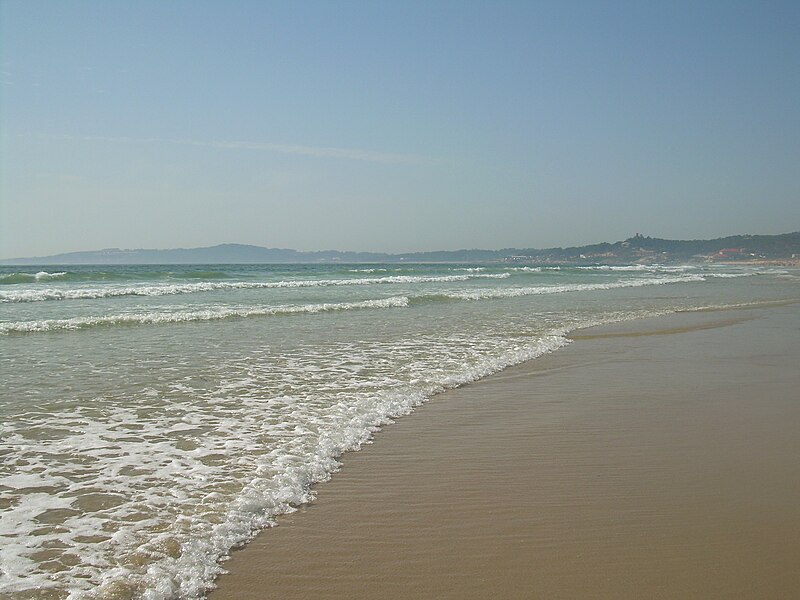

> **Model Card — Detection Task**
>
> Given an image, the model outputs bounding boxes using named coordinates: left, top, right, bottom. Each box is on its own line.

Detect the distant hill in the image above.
left=0, top=244, right=394, bottom=265
left=2, top=232, right=799, bottom=265
left=517, top=232, right=800, bottom=264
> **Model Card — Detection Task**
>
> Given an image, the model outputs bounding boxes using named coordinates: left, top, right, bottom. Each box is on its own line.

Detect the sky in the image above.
left=1, top=0, right=799, bottom=258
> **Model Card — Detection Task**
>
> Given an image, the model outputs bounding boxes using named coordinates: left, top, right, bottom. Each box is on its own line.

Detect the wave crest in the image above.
left=0, top=273, right=510, bottom=303
left=0, top=297, right=409, bottom=334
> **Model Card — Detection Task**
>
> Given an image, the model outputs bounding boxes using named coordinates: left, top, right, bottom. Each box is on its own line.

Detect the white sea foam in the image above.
left=444, top=275, right=706, bottom=300
left=0, top=273, right=510, bottom=303
left=36, top=270, right=68, bottom=279
left=347, top=268, right=388, bottom=273
left=0, top=271, right=68, bottom=284
left=0, top=297, right=410, bottom=334
left=1, top=264, right=791, bottom=600
left=0, top=329, right=574, bottom=599
left=704, top=272, right=754, bottom=278
left=0, top=274, right=738, bottom=334
left=574, top=264, right=694, bottom=272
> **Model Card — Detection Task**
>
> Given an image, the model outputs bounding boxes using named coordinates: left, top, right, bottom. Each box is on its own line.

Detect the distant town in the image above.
left=2, top=232, right=799, bottom=266
left=502, top=232, right=800, bottom=266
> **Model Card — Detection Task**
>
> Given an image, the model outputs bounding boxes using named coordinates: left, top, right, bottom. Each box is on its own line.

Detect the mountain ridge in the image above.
left=2, top=232, right=799, bottom=265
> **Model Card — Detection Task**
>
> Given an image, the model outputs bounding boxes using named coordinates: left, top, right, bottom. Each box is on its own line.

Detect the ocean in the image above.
left=1, top=262, right=798, bottom=599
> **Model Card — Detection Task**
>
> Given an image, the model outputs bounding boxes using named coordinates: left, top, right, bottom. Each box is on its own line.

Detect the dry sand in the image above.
left=211, top=304, right=800, bottom=599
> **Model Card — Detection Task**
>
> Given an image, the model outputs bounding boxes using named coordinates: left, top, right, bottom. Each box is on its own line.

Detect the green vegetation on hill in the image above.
left=511, top=232, right=800, bottom=264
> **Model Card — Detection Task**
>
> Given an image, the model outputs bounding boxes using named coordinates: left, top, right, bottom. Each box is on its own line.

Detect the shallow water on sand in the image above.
left=1, top=263, right=798, bottom=599
left=213, top=306, right=800, bottom=600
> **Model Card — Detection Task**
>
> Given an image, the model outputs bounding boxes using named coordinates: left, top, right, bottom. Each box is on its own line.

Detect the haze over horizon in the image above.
left=3, top=229, right=800, bottom=257
left=2, top=1, right=799, bottom=260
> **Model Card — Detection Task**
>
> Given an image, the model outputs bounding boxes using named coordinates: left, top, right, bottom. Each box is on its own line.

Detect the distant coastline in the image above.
left=2, top=231, right=799, bottom=266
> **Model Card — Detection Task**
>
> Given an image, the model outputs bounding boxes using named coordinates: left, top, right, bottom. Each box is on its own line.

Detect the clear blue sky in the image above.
left=1, top=0, right=799, bottom=257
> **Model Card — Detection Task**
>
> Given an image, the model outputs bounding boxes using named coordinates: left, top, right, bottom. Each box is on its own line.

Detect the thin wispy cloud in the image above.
left=22, top=133, right=434, bottom=165
left=207, top=140, right=428, bottom=164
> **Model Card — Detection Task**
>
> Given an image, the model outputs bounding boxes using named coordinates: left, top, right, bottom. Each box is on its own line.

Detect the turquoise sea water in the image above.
left=1, top=262, right=798, bottom=599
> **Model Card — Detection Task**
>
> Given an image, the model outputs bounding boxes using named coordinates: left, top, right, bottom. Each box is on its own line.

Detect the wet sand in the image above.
left=211, top=304, right=800, bottom=599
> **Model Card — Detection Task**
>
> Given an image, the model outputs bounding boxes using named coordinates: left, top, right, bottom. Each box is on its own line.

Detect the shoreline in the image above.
left=210, top=303, right=800, bottom=599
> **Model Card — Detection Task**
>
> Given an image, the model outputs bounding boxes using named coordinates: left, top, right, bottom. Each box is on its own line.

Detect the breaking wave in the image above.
left=441, top=275, right=707, bottom=300
left=0, top=273, right=510, bottom=303
left=0, top=297, right=410, bottom=334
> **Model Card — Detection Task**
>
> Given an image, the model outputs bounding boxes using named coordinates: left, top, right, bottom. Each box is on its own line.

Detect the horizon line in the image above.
left=2, top=231, right=798, bottom=263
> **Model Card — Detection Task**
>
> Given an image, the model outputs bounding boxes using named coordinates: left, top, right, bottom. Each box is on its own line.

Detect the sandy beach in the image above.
left=214, top=304, right=798, bottom=598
